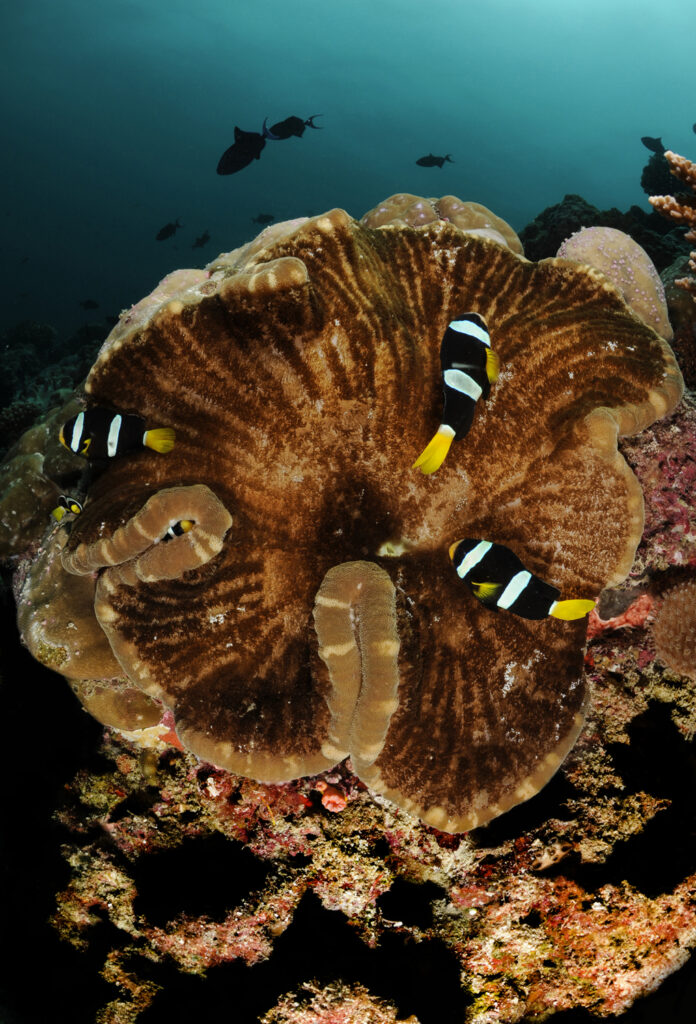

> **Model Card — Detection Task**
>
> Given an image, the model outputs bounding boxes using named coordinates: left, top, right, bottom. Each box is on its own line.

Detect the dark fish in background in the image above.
left=217, top=127, right=266, bottom=174
left=693, top=122, right=696, bottom=134
left=59, top=407, right=175, bottom=459
left=641, top=136, right=665, bottom=154
left=192, top=230, right=210, bottom=248
left=416, top=153, right=454, bottom=168
left=79, top=299, right=99, bottom=309
left=251, top=213, right=274, bottom=224
left=263, top=114, right=322, bottom=139
left=156, top=219, right=182, bottom=240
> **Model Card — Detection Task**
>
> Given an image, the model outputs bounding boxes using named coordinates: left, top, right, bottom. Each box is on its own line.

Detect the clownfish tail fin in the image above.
left=413, top=427, right=454, bottom=475
left=144, top=427, right=176, bottom=453
left=550, top=598, right=596, bottom=621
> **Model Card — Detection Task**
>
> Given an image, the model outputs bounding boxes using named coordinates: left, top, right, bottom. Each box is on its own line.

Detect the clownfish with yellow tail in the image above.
left=413, top=313, right=499, bottom=475
left=51, top=495, right=83, bottom=522
left=449, top=538, right=596, bottom=621
left=59, top=408, right=175, bottom=460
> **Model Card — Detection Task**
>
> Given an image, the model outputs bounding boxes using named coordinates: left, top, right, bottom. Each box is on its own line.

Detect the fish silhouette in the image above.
left=156, top=219, right=182, bottom=241
left=216, top=127, right=266, bottom=175
left=416, top=153, right=454, bottom=168
left=263, top=114, right=322, bottom=139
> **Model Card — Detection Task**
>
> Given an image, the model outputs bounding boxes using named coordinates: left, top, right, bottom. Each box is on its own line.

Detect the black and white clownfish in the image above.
left=59, top=408, right=175, bottom=460
left=162, top=520, right=193, bottom=541
left=449, top=538, right=596, bottom=621
left=51, top=494, right=83, bottom=522
left=413, top=314, right=499, bottom=475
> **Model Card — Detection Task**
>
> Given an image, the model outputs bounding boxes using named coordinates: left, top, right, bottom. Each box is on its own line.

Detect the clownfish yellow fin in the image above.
left=51, top=506, right=66, bottom=522
left=550, top=598, right=596, bottom=621
left=486, top=348, right=500, bottom=383
left=179, top=519, right=193, bottom=533
left=470, top=581, right=503, bottom=601
left=144, top=427, right=176, bottom=453
left=413, top=428, right=454, bottom=475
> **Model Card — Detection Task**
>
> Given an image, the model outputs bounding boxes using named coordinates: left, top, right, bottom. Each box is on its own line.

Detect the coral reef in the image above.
left=12, top=199, right=682, bottom=836
left=650, top=150, right=696, bottom=297
left=42, top=393, right=696, bottom=1024
left=520, top=193, right=689, bottom=270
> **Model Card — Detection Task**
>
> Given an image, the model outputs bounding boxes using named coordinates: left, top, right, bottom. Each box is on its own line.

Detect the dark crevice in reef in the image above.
left=472, top=764, right=578, bottom=847
left=541, top=704, right=696, bottom=897
left=139, top=889, right=468, bottom=1024
left=377, top=877, right=448, bottom=930
left=131, top=833, right=276, bottom=925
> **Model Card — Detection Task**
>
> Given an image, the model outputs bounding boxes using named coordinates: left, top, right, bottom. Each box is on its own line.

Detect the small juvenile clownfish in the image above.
left=162, top=520, right=193, bottom=541
left=51, top=495, right=83, bottom=522
left=413, top=314, right=499, bottom=475
left=59, top=408, right=175, bottom=460
left=448, top=538, right=596, bottom=621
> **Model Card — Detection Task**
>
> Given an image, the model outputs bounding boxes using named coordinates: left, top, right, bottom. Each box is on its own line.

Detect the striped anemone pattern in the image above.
left=53, top=204, right=682, bottom=832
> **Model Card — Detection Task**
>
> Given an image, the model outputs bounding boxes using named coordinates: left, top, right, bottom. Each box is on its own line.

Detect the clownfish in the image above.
left=51, top=495, right=83, bottom=522
left=162, top=520, right=193, bottom=541
left=59, top=408, right=175, bottom=460
left=413, top=314, right=499, bottom=475
left=449, top=538, right=595, bottom=621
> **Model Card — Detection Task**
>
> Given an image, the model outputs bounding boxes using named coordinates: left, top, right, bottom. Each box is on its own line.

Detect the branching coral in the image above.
left=14, top=199, right=682, bottom=835
left=650, top=151, right=696, bottom=297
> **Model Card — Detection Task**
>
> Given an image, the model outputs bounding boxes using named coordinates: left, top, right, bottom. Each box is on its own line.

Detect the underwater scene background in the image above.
left=2, top=0, right=696, bottom=1022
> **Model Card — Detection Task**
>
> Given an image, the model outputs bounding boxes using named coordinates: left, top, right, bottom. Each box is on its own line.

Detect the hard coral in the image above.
left=556, top=225, right=672, bottom=340
left=18, top=199, right=682, bottom=833
left=653, top=580, right=696, bottom=679
left=650, top=150, right=696, bottom=297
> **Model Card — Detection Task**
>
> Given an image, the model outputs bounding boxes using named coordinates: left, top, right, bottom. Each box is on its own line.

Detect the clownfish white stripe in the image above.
left=456, top=540, right=492, bottom=579
left=449, top=319, right=490, bottom=346
left=498, top=570, right=532, bottom=610
left=443, top=368, right=482, bottom=401
left=107, top=415, right=122, bottom=457
left=70, top=411, right=85, bottom=453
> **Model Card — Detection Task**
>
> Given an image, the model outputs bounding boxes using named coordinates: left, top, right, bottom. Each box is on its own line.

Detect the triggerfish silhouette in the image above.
left=59, top=408, right=175, bottom=460
left=155, top=219, right=181, bottom=241
left=413, top=314, right=499, bottom=474
left=449, top=539, right=596, bottom=621
left=416, top=153, right=454, bottom=168
left=216, top=127, right=266, bottom=175
left=263, top=114, right=322, bottom=139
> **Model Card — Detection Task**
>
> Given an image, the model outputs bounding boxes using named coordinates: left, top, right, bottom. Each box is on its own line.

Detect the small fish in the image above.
left=216, top=127, right=266, bottom=174
left=59, top=408, right=175, bottom=460
left=641, top=136, right=665, bottom=154
left=156, top=219, right=182, bottom=241
left=192, top=230, right=210, bottom=248
left=162, top=519, right=193, bottom=541
left=449, top=539, right=596, bottom=621
left=263, top=114, right=322, bottom=139
left=79, top=299, right=99, bottom=310
left=416, top=153, right=454, bottom=168
left=413, top=314, right=499, bottom=474
left=251, top=213, right=275, bottom=224
left=51, top=494, right=83, bottom=522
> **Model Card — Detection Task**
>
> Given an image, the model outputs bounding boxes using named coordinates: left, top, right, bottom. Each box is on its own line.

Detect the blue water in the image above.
left=2, top=0, right=695, bottom=339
